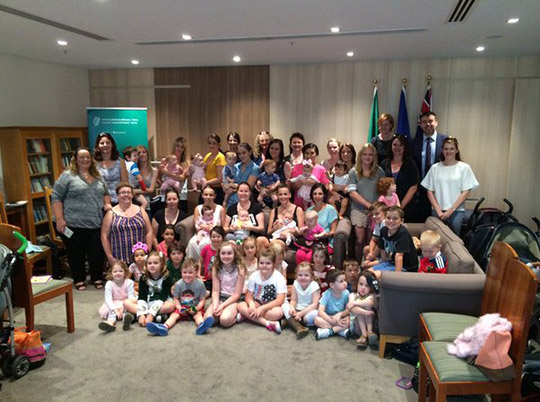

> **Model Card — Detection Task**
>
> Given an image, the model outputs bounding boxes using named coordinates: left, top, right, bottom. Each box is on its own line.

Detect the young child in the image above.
left=123, top=146, right=140, bottom=188
left=289, top=160, right=319, bottom=209
left=98, top=261, right=136, bottom=332
left=269, top=241, right=288, bottom=279
left=199, top=226, right=225, bottom=292
left=157, top=225, right=176, bottom=259
left=347, top=270, right=379, bottom=347
left=160, top=154, right=183, bottom=192
left=188, top=153, right=206, bottom=191
left=369, top=206, right=419, bottom=278
left=222, top=151, right=238, bottom=207
left=310, top=243, right=335, bottom=293
left=167, top=242, right=186, bottom=286
left=329, top=160, right=350, bottom=220
left=362, top=202, right=387, bottom=269
left=241, top=237, right=258, bottom=292
left=237, top=248, right=287, bottom=334
left=295, top=210, right=326, bottom=264
left=314, top=269, right=351, bottom=340
left=256, top=159, right=280, bottom=207
left=199, top=241, right=246, bottom=334
left=271, top=210, right=297, bottom=246
left=419, top=230, right=448, bottom=274
left=225, top=208, right=250, bottom=243
left=196, top=205, right=216, bottom=244
left=343, top=259, right=360, bottom=292
left=281, top=262, right=320, bottom=339
left=377, top=177, right=400, bottom=208
left=129, top=242, right=147, bottom=293
left=123, top=251, right=175, bottom=328
left=146, top=258, right=207, bottom=336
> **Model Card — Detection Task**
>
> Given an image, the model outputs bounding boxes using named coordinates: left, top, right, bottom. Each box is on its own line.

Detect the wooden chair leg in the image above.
left=65, top=289, right=75, bottom=333
left=418, top=350, right=428, bottom=401
left=379, top=334, right=387, bottom=358
left=24, top=305, right=35, bottom=331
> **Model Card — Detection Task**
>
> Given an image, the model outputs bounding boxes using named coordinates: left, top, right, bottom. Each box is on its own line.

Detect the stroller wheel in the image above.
left=10, top=355, right=30, bottom=379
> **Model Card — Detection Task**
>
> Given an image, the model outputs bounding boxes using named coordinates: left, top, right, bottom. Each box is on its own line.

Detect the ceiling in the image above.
left=0, top=0, right=539, bottom=69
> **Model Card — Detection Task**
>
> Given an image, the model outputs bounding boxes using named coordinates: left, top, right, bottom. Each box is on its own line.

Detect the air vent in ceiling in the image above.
left=0, top=4, right=110, bottom=41
left=447, top=0, right=478, bottom=23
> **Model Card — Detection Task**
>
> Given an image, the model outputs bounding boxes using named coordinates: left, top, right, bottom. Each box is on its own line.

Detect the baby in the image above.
left=256, top=159, right=280, bottom=207
left=298, top=210, right=325, bottom=247
left=188, top=153, right=206, bottom=191
left=419, top=230, right=448, bottom=274
left=271, top=211, right=297, bottom=246
left=161, top=154, right=182, bottom=192
left=195, top=205, right=215, bottom=244
left=377, top=177, right=400, bottom=208
left=222, top=151, right=238, bottom=207
left=329, top=160, right=350, bottom=219
left=289, top=160, right=319, bottom=209
left=225, top=209, right=251, bottom=243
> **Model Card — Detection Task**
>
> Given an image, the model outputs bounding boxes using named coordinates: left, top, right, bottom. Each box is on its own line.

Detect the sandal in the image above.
left=74, top=282, right=87, bottom=291
left=356, top=335, right=368, bottom=347
left=94, top=280, right=105, bottom=290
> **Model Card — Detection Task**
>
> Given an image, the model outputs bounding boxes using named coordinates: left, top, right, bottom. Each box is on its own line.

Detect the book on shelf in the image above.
left=31, top=275, right=52, bottom=284
left=33, top=204, right=48, bottom=222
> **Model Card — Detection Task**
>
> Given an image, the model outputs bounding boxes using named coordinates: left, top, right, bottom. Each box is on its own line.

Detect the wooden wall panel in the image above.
left=154, top=66, right=269, bottom=158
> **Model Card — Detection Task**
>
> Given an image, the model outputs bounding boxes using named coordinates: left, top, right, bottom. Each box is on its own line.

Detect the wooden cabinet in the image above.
left=0, top=127, right=86, bottom=243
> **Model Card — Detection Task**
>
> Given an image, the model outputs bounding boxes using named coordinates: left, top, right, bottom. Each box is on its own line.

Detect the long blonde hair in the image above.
left=355, top=143, right=379, bottom=178
left=211, top=241, right=246, bottom=275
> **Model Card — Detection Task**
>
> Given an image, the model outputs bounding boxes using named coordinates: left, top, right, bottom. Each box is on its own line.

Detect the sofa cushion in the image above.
left=444, top=241, right=475, bottom=273
left=425, top=216, right=464, bottom=246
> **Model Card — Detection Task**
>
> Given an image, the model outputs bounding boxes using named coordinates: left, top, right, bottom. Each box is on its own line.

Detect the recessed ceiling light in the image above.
left=330, top=27, right=340, bottom=33
left=182, top=34, right=192, bottom=40
left=233, top=55, right=241, bottom=63
left=346, top=51, right=354, bottom=57
left=476, top=46, right=485, bottom=52
left=57, top=40, right=68, bottom=46
left=131, top=59, right=140, bottom=65
left=507, top=18, right=519, bottom=24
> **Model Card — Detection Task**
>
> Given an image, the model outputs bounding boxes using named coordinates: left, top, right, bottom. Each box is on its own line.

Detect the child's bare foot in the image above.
left=138, top=315, right=146, bottom=327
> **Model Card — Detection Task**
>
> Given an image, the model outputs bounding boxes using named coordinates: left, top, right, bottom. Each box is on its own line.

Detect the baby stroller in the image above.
left=0, top=230, right=29, bottom=381
left=463, top=198, right=518, bottom=265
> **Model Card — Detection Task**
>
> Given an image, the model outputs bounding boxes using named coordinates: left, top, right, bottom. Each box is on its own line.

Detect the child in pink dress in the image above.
left=376, top=177, right=400, bottom=208
left=160, top=154, right=183, bottom=192
left=98, top=261, right=136, bottom=332
left=157, top=225, right=176, bottom=259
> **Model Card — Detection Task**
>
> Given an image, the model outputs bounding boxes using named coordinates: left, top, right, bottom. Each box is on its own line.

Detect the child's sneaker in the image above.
left=316, top=328, right=333, bottom=340
left=146, top=322, right=168, bottom=336
left=196, top=316, right=215, bottom=335
left=236, top=312, right=244, bottom=323
left=266, top=321, right=281, bottom=334
left=98, top=321, right=116, bottom=333
left=123, top=313, right=134, bottom=331
left=337, top=328, right=351, bottom=339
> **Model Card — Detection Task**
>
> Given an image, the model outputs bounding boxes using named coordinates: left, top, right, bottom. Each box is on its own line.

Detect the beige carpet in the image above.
left=1, top=287, right=421, bottom=401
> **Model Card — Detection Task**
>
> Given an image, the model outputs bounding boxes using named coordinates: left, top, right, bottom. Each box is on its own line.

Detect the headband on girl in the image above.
left=302, top=160, right=313, bottom=168
left=132, top=242, right=148, bottom=254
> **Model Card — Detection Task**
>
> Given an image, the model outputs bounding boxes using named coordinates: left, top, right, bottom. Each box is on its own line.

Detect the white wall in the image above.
left=0, top=52, right=89, bottom=126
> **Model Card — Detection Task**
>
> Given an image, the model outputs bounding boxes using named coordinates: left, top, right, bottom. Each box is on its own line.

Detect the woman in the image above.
left=339, top=142, right=357, bottom=172
left=348, top=143, right=385, bottom=259
left=421, top=137, right=479, bottom=235
left=379, top=135, right=420, bottom=221
left=160, top=137, right=190, bottom=213
left=223, top=182, right=265, bottom=239
left=370, top=113, right=396, bottom=163
left=52, top=148, right=110, bottom=291
left=186, top=185, right=226, bottom=259
left=202, top=133, right=226, bottom=205
left=321, top=138, right=341, bottom=172
left=289, top=143, right=330, bottom=208
left=224, top=143, right=259, bottom=208
left=296, top=184, right=339, bottom=263
left=227, top=132, right=241, bottom=153
left=136, top=145, right=158, bottom=202
left=93, top=132, right=129, bottom=204
left=284, top=132, right=305, bottom=166
left=262, top=184, right=305, bottom=248
left=101, top=183, right=153, bottom=266
left=151, top=187, right=186, bottom=247
left=265, top=138, right=291, bottom=182
left=253, top=131, right=273, bottom=166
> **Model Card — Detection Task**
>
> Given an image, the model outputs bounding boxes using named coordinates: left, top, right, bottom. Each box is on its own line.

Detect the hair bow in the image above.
left=302, top=160, right=313, bottom=167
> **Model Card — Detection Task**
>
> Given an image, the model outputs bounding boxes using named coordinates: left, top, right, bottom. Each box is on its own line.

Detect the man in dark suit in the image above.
left=410, top=111, right=447, bottom=222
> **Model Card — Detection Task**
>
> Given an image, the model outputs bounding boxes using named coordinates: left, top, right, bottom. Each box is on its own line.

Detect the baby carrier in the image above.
left=463, top=198, right=518, bottom=266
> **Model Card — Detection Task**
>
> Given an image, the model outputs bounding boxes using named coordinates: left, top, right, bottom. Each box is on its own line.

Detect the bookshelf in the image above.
left=0, top=127, right=86, bottom=243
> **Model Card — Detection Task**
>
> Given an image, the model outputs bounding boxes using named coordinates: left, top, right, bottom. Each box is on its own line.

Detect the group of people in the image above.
left=50, top=110, right=478, bottom=341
